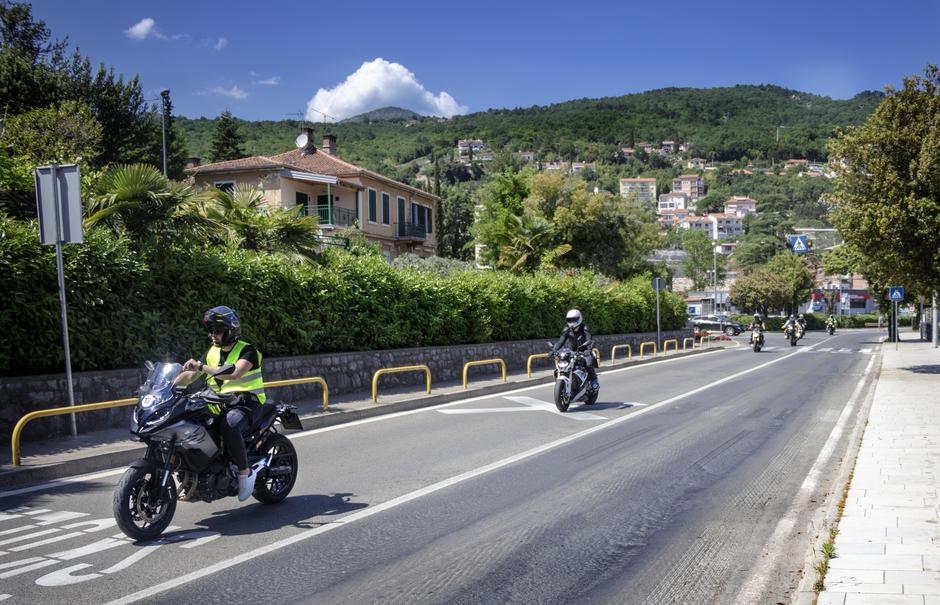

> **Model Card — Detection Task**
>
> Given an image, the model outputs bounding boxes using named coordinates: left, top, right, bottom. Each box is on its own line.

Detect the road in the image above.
left=0, top=329, right=881, bottom=604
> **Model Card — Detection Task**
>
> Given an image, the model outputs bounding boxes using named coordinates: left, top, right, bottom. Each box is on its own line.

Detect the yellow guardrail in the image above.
left=694, top=331, right=710, bottom=348
left=639, top=341, right=657, bottom=358
left=682, top=337, right=694, bottom=351
left=662, top=339, right=678, bottom=355
left=372, top=365, right=431, bottom=402
left=527, top=353, right=552, bottom=377
left=592, top=348, right=601, bottom=366
left=611, top=344, right=632, bottom=364
left=462, top=358, right=507, bottom=389
left=11, top=375, right=329, bottom=467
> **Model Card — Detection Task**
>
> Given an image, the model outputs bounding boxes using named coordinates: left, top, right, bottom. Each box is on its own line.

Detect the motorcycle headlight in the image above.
left=557, top=360, right=570, bottom=370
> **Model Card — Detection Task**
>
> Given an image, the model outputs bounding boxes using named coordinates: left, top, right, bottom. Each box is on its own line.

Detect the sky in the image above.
left=29, top=0, right=940, bottom=122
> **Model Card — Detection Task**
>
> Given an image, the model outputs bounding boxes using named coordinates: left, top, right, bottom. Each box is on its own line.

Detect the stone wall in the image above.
left=1, top=329, right=691, bottom=443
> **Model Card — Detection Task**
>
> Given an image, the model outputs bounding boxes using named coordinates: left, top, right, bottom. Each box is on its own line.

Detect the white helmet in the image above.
left=566, top=309, right=583, bottom=328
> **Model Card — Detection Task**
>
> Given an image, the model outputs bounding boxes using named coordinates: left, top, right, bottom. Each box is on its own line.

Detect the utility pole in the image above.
left=160, top=89, right=170, bottom=177
left=934, top=290, right=938, bottom=348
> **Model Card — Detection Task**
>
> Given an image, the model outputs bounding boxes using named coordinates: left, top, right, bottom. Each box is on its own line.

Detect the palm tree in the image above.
left=494, top=213, right=571, bottom=272
left=85, top=164, right=212, bottom=242
left=204, top=184, right=322, bottom=261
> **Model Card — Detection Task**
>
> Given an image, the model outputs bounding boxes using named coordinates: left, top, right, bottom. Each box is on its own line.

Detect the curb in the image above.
left=0, top=346, right=721, bottom=489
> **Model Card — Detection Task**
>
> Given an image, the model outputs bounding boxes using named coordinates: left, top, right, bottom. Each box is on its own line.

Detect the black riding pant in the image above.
left=220, top=405, right=259, bottom=471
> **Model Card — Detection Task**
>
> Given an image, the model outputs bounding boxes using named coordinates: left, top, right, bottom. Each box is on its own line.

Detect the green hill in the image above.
left=342, top=106, right=423, bottom=123
left=177, top=85, right=882, bottom=172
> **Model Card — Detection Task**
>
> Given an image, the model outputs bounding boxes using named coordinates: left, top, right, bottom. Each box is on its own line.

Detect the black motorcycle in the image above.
left=785, top=325, right=798, bottom=346
left=113, top=361, right=303, bottom=541
left=827, top=323, right=836, bottom=335
left=551, top=344, right=599, bottom=412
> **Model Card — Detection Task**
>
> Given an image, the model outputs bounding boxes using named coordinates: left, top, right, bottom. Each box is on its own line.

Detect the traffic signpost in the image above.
left=889, top=286, right=904, bottom=349
left=788, top=234, right=809, bottom=254
left=652, top=277, right=665, bottom=348
left=35, top=164, right=83, bottom=436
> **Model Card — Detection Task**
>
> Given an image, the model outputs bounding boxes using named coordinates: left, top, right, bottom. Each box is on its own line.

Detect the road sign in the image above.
left=652, top=277, right=665, bottom=291
left=788, top=234, right=808, bottom=254
left=35, top=164, right=83, bottom=245
left=889, top=286, right=904, bottom=301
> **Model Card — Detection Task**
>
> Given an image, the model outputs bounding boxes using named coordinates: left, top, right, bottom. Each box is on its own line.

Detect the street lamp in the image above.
left=160, top=89, right=170, bottom=177
left=713, top=240, right=722, bottom=332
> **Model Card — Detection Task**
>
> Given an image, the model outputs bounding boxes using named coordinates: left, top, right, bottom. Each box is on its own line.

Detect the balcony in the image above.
left=298, top=205, right=357, bottom=227
left=394, top=221, right=427, bottom=241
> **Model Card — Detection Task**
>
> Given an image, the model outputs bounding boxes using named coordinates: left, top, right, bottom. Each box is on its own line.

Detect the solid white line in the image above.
left=438, top=408, right=542, bottom=414
left=105, top=337, right=833, bottom=605
left=731, top=342, right=878, bottom=604
left=0, top=468, right=128, bottom=500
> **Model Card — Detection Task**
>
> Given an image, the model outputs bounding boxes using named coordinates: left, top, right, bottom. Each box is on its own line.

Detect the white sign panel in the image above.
left=35, top=164, right=83, bottom=245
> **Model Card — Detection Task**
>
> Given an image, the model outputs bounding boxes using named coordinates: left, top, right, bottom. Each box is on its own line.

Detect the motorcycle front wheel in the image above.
left=113, top=465, right=177, bottom=541
left=253, top=433, right=298, bottom=504
left=554, top=380, right=570, bottom=412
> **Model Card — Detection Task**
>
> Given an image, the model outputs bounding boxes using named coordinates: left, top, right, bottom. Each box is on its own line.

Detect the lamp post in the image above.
left=713, top=240, right=720, bottom=331
left=160, top=89, right=170, bottom=177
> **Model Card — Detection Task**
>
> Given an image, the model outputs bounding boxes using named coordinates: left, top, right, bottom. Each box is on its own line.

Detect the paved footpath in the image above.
left=820, top=331, right=940, bottom=605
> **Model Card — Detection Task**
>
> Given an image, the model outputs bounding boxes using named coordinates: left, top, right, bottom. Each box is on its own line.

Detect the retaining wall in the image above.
left=1, top=329, right=691, bottom=443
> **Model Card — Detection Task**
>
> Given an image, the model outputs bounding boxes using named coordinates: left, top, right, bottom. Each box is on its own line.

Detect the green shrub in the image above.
left=0, top=216, right=687, bottom=376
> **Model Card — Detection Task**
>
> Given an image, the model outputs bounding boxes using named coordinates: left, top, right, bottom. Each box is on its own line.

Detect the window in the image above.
left=382, top=193, right=390, bottom=225
left=368, top=189, right=377, bottom=223
left=295, top=192, right=309, bottom=216
left=425, top=206, right=432, bottom=234
left=214, top=181, right=235, bottom=193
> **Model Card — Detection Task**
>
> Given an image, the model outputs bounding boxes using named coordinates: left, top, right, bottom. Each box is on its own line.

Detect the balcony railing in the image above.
left=394, top=221, right=427, bottom=240
left=297, top=204, right=356, bottom=227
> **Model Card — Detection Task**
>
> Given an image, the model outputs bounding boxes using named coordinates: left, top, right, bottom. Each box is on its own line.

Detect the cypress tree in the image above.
left=208, top=111, right=246, bottom=162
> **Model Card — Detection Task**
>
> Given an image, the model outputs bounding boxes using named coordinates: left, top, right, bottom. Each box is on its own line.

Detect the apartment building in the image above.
left=672, top=174, right=706, bottom=201
left=619, top=177, right=658, bottom=207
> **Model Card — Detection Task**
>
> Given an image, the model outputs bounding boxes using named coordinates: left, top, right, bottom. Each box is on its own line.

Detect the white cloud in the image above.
left=214, top=37, right=227, bottom=51
left=254, top=76, right=280, bottom=86
left=306, top=58, right=467, bottom=121
left=125, top=18, right=160, bottom=40
left=202, top=85, right=249, bottom=100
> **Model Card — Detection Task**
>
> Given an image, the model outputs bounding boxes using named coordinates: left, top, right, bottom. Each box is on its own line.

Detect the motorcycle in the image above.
left=113, top=361, right=303, bottom=541
left=550, top=344, right=599, bottom=412
left=827, top=323, right=836, bottom=335
left=751, top=329, right=763, bottom=352
left=796, top=324, right=805, bottom=341
left=785, top=325, right=798, bottom=347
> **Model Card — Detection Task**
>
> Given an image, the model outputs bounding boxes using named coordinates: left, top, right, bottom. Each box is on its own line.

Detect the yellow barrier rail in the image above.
left=682, top=337, right=695, bottom=351
left=639, top=341, right=657, bottom=358
left=462, top=358, right=507, bottom=389
left=694, top=331, right=711, bottom=348
left=11, top=375, right=329, bottom=466
left=662, top=339, right=678, bottom=355
left=527, top=353, right=552, bottom=377
left=611, top=344, right=632, bottom=364
left=372, top=365, right=431, bottom=402
left=592, top=348, right=601, bottom=366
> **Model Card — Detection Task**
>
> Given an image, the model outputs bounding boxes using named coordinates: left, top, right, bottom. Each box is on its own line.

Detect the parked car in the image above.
left=691, top=314, right=744, bottom=336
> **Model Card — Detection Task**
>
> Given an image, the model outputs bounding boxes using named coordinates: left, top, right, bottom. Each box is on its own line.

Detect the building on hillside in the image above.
left=678, top=212, right=744, bottom=240
left=542, top=160, right=597, bottom=174
left=513, top=151, right=537, bottom=162
left=657, top=192, right=690, bottom=214
left=186, top=129, right=439, bottom=260
left=785, top=158, right=809, bottom=168
left=661, top=140, right=676, bottom=154
left=571, top=161, right=596, bottom=173
left=637, top=141, right=657, bottom=155
left=470, top=151, right=495, bottom=162
left=688, top=157, right=707, bottom=170
left=672, top=174, right=706, bottom=201
left=724, top=196, right=758, bottom=216
left=457, top=139, right=485, bottom=155
left=621, top=147, right=636, bottom=158
left=619, top=177, right=657, bottom=207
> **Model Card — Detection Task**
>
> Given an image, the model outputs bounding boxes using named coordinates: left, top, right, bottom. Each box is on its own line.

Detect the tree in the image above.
left=822, top=243, right=864, bottom=276
left=829, top=64, right=940, bottom=297
left=681, top=230, right=725, bottom=291
left=729, top=268, right=790, bottom=315
left=733, top=234, right=783, bottom=270
left=2, top=99, right=102, bottom=167
left=765, top=251, right=814, bottom=313
left=436, top=182, right=475, bottom=260
left=208, top=110, right=246, bottom=162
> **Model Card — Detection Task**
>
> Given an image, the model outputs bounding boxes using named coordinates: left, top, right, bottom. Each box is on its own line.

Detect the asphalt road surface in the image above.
left=0, top=329, right=882, bottom=604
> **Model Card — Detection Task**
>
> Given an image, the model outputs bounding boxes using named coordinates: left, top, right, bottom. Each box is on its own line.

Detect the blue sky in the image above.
left=30, top=0, right=940, bottom=121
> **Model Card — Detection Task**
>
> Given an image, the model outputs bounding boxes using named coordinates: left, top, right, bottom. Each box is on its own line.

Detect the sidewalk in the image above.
left=819, top=332, right=940, bottom=605
left=0, top=347, right=712, bottom=489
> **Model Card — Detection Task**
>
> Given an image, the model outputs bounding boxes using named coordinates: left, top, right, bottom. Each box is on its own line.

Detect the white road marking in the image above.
left=860, top=348, right=872, bottom=354
left=33, top=511, right=89, bottom=525
left=504, top=396, right=606, bottom=420
left=439, top=408, right=542, bottom=414
left=0, top=345, right=736, bottom=502
left=0, top=558, right=58, bottom=579
left=0, top=528, right=59, bottom=547
left=817, top=347, right=833, bottom=352
left=104, top=337, right=836, bottom=605
left=0, top=594, right=11, bottom=601
left=8, top=531, right=85, bottom=551
left=0, top=514, right=22, bottom=523
left=20, top=509, right=51, bottom=516
left=0, top=525, right=35, bottom=536
left=731, top=342, right=879, bottom=603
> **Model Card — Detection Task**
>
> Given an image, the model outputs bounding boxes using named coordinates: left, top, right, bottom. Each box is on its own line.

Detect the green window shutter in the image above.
left=426, top=207, right=432, bottom=233
left=382, top=193, right=390, bottom=224
left=368, top=190, right=376, bottom=222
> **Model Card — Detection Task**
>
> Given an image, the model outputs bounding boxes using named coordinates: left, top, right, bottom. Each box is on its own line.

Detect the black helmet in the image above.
left=203, top=305, right=241, bottom=347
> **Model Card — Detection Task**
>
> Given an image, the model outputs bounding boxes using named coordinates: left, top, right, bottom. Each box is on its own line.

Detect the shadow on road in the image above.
left=192, top=492, right=368, bottom=536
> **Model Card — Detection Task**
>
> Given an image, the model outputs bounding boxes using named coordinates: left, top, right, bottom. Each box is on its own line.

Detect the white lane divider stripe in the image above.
left=0, top=525, right=35, bottom=536
left=104, top=336, right=835, bottom=605
left=33, top=511, right=89, bottom=525
left=0, top=528, right=59, bottom=546
left=8, top=531, right=85, bottom=552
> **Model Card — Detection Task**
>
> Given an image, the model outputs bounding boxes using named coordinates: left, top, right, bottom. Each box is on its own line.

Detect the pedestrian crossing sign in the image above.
left=889, top=286, right=904, bottom=301
left=788, top=235, right=809, bottom=253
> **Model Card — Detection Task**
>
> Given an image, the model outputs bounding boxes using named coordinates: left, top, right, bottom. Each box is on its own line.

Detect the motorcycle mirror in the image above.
left=144, top=360, right=154, bottom=372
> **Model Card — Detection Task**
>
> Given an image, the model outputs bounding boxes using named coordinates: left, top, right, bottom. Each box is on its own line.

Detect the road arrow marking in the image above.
left=504, top=396, right=607, bottom=420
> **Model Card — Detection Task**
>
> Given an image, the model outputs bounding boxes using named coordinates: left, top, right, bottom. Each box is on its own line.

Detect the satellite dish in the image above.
left=294, top=133, right=309, bottom=149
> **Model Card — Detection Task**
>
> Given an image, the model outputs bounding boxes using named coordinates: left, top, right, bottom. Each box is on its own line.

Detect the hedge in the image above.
left=0, top=218, right=686, bottom=376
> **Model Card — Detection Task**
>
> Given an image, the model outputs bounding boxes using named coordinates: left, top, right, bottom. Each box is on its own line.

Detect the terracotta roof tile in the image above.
left=186, top=156, right=291, bottom=173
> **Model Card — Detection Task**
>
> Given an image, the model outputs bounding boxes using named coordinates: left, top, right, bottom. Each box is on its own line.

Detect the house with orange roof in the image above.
left=672, top=174, right=705, bottom=201
left=186, top=129, right=439, bottom=260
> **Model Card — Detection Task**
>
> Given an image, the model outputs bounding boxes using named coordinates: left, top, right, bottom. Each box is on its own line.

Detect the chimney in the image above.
left=322, top=133, right=337, bottom=156
left=186, top=157, right=201, bottom=169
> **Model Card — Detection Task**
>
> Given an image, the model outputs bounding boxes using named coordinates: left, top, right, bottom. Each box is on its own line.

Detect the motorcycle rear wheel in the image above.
left=554, top=380, right=570, bottom=412
left=253, top=434, right=298, bottom=504
left=113, top=465, right=177, bottom=541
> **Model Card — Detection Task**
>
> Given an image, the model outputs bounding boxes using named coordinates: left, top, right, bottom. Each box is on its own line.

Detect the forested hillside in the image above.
left=178, top=85, right=882, bottom=171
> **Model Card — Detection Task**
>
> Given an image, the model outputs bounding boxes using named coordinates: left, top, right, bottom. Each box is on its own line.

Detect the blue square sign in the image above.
left=889, top=286, right=904, bottom=301
left=788, top=234, right=809, bottom=254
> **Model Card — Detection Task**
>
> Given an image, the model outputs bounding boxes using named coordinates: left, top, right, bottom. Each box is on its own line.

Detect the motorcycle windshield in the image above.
left=139, top=362, right=183, bottom=410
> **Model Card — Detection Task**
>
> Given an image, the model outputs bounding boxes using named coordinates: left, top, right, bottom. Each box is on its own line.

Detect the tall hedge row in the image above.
left=0, top=218, right=686, bottom=376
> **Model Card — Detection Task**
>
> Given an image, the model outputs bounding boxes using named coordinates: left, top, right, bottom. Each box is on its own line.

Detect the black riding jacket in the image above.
left=553, top=325, right=594, bottom=355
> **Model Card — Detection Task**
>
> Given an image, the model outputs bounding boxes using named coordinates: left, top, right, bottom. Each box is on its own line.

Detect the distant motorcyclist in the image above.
left=552, top=309, right=599, bottom=390
left=826, top=314, right=836, bottom=334
left=782, top=314, right=798, bottom=333
left=797, top=313, right=807, bottom=339
left=747, top=313, right=765, bottom=345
